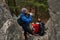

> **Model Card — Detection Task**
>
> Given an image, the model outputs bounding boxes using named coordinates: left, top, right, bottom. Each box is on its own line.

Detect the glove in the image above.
left=26, top=14, right=30, bottom=18
left=30, top=13, right=33, bottom=16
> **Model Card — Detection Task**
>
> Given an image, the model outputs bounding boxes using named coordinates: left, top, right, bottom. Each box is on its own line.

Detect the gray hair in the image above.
left=21, top=8, right=27, bottom=12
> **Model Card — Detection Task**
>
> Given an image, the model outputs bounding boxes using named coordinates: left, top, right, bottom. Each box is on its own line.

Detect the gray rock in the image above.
left=0, top=2, right=12, bottom=29
left=0, top=19, right=23, bottom=40
left=48, top=0, right=60, bottom=40
left=0, top=0, right=23, bottom=40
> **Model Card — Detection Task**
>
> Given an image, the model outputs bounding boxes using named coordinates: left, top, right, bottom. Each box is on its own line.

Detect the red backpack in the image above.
left=32, top=23, right=40, bottom=34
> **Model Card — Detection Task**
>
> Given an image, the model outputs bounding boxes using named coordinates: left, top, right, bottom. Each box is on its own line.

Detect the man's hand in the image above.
left=30, top=13, right=33, bottom=16
left=26, top=14, right=30, bottom=18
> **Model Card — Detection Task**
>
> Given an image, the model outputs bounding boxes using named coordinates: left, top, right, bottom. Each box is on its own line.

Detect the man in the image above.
left=32, top=18, right=46, bottom=36
left=17, top=8, right=33, bottom=40
left=37, top=18, right=45, bottom=36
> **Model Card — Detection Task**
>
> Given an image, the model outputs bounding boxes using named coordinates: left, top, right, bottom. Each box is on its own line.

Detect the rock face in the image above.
left=48, top=0, right=60, bottom=40
left=48, top=0, right=60, bottom=12
left=0, top=0, right=12, bottom=29
left=0, top=0, right=23, bottom=40
left=0, top=19, right=22, bottom=40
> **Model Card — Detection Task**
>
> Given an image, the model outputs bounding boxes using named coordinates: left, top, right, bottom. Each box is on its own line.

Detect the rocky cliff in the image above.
left=48, top=0, right=60, bottom=40
left=0, top=0, right=23, bottom=40
left=0, top=0, right=60, bottom=40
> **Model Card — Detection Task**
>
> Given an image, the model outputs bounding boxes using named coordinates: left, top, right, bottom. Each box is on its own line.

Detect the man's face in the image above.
left=25, top=9, right=28, bottom=14
left=38, top=18, right=41, bottom=21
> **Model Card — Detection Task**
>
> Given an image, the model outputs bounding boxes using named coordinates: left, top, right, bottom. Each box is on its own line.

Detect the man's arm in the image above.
left=21, top=15, right=32, bottom=23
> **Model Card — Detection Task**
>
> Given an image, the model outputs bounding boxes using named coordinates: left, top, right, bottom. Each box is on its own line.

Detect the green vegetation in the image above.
left=5, top=0, right=50, bottom=22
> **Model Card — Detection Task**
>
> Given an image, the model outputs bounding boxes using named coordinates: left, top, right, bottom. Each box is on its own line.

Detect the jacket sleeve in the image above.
left=21, top=15, right=32, bottom=23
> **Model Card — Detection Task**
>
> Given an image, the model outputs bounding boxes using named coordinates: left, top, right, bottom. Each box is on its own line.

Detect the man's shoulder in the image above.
left=19, top=13, right=24, bottom=16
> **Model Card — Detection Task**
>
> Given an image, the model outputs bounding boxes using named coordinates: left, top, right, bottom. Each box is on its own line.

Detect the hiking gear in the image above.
left=32, top=23, right=40, bottom=34
left=38, top=21, right=45, bottom=36
left=32, top=21, right=45, bottom=36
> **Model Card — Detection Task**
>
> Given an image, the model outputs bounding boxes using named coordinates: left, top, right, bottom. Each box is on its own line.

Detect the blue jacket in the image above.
left=17, top=12, right=32, bottom=27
